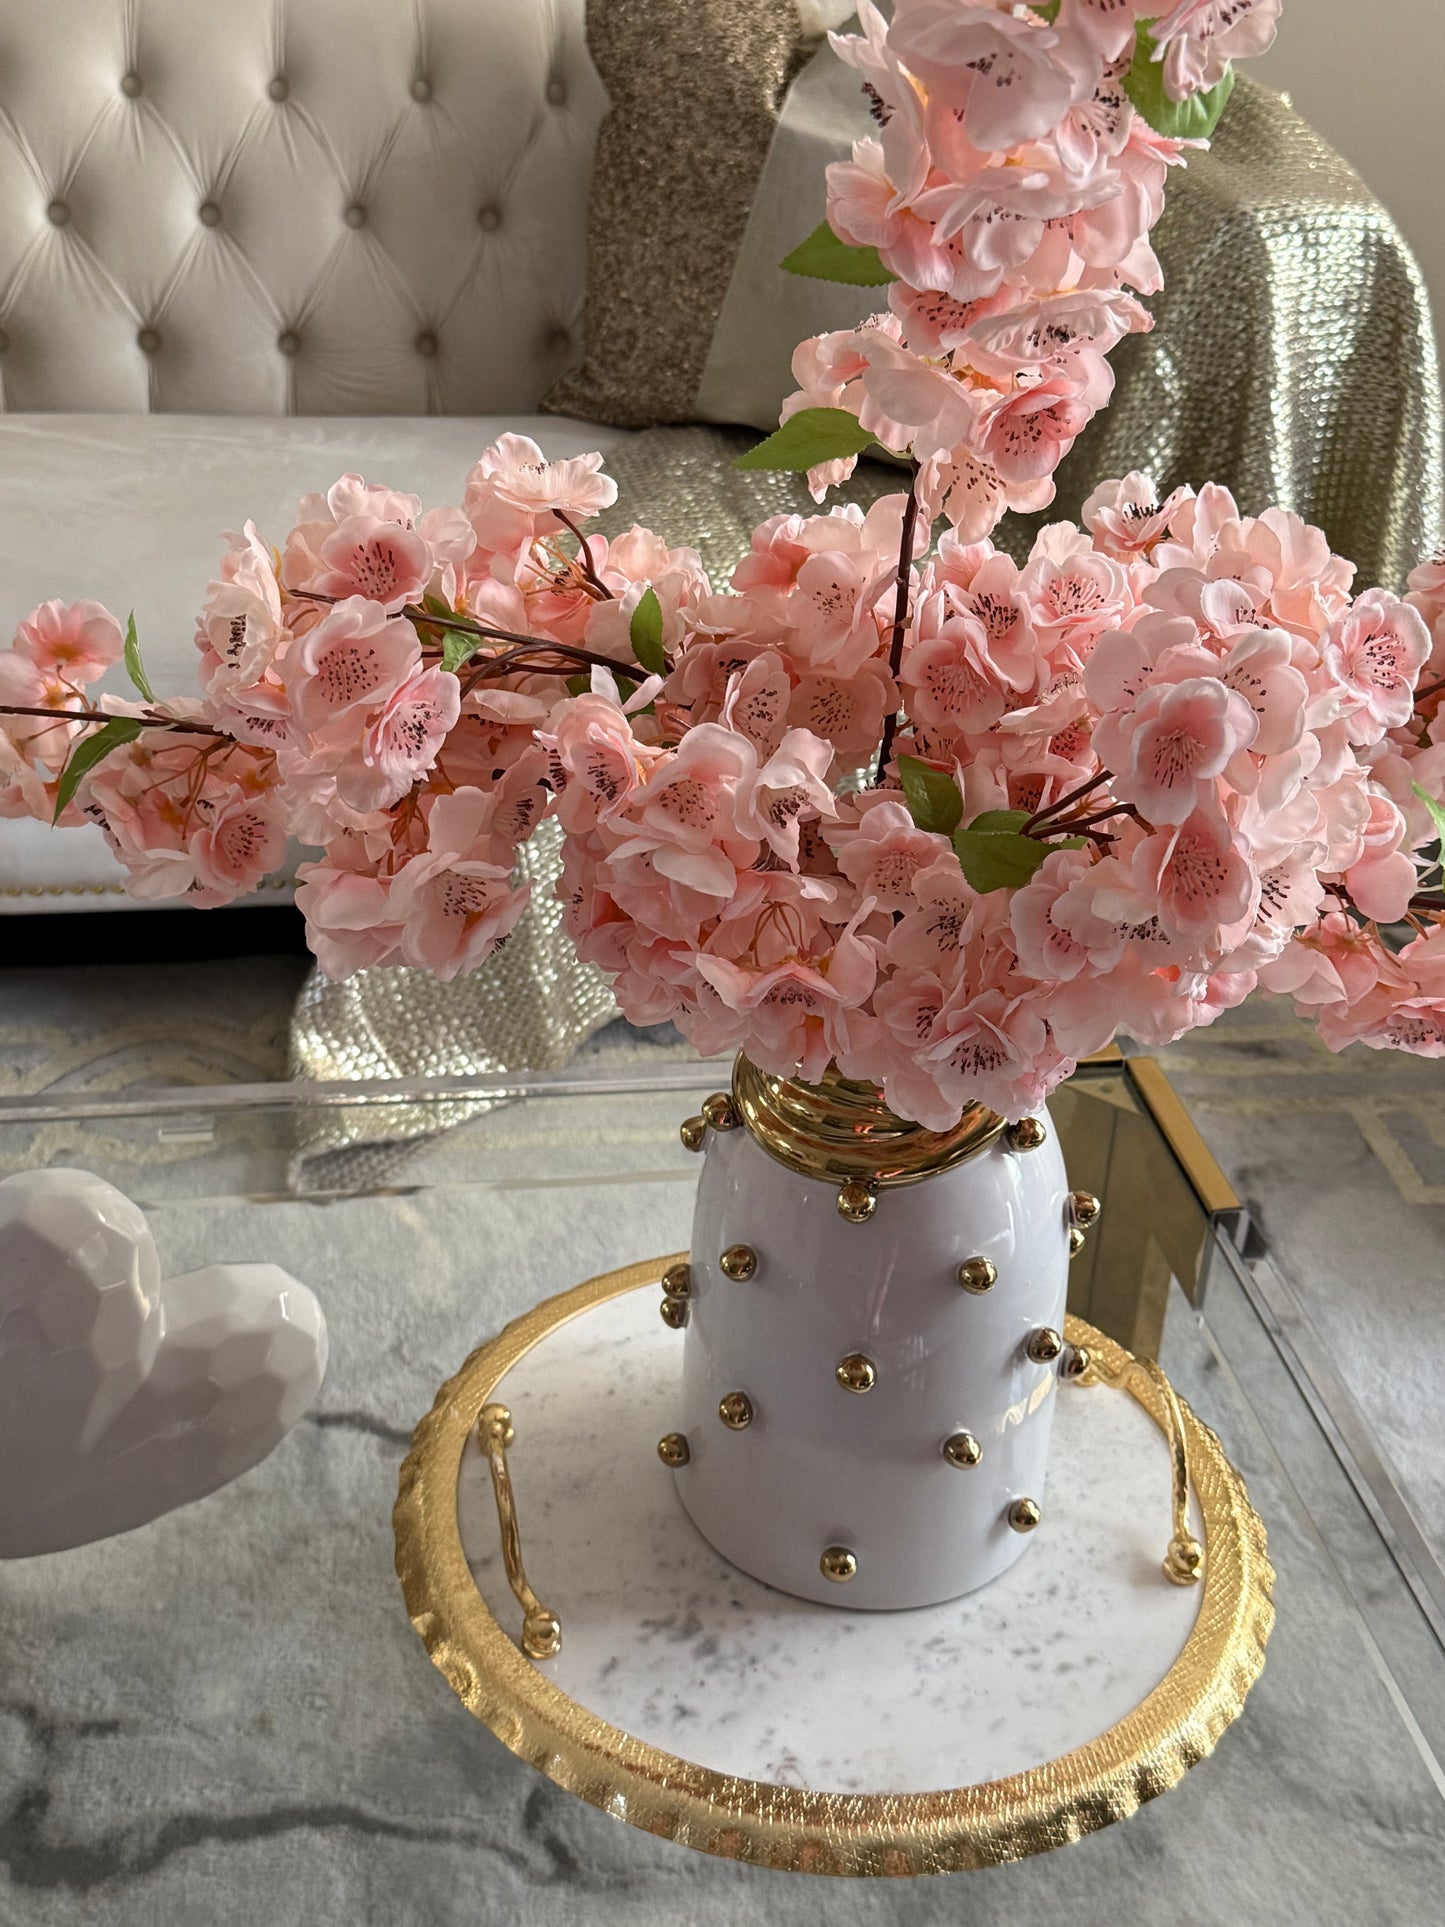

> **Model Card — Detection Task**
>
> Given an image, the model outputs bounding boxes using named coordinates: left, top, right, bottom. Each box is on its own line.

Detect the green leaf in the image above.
left=966, top=808, right=1031, bottom=834
left=897, top=754, right=964, bottom=836
left=953, top=812, right=1088, bottom=891
left=1029, top=2, right=1061, bottom=20
left=780, top=220, right=893, bottom=288
left=565, top=673, right=591, bottom=698
left=953, top=827, right=1050, bottom=893
left=951, top=824, right=1055, bottom=890
left=122, top=613, right=153, bottom=702
left=52, top=716, right=144, bottom=822
left=629, top=587, right=666, bottom=676
left=734, top=407, right=877, bottom=476
left=1413, top=781, right=1445, bottom=846
left=440, top=632, right=481, bottom=674
left=1123, top=28, right=1236, bottom=141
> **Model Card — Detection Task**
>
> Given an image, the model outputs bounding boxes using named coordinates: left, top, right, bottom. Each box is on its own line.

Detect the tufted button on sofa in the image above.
left=0, top=0, right=619, bottom=914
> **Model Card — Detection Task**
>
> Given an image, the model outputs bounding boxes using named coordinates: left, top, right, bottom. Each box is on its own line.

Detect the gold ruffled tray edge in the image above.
left=393, top=1255, right=1275, bottom=1878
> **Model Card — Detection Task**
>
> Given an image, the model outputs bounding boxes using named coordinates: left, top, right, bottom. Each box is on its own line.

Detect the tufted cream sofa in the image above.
left=0, top=0, right=632, bottom=916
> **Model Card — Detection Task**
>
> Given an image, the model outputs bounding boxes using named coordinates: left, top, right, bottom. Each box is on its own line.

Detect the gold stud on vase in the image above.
left=1068, top=1190, right=1102, bottom=1229
left=1060, top=1343, right=1092, bottom=1381
left=701, top=1092, right=739, bottom=1131
left=1026, top=1327, right=1063, bottom=1363
left=660, top=1262, right=691, bottom=1298
left=943, top=1431, right=982, bottom=1468
left=718, top=1391, right=753, bottom=1429
left=837, top=1179, right=878, bottom=1223
left=1005, top=1117, right=1048, bottom=1152
left=659, top=1296, right=689, bottom=1329
left=1068, top=1226, right=1087, bottom=1258
left=1008, top=1497, right=1042, bottom=1532
left=820, top=1546, right=858, bottom=1583
left=719, top=1244, right=757, bottom=1281
left=679, top=1115, right=706, bottom=1153
left=835, top=1353, right=877, bottom=1394
left=957, top=1256, right=997, bottom=1294
left=657, top=1432, right=690, bottom=1468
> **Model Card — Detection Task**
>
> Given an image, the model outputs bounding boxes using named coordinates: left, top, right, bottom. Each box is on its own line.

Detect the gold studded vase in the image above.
left=668, top=1058, right=1074, bottom=1609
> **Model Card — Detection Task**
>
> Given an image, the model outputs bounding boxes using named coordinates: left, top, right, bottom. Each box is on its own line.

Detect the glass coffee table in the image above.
left=0, top=1046, right=1441, bottom=1924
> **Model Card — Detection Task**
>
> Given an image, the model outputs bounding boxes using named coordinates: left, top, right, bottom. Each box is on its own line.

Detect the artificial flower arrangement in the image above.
left=5, top=0, right=1445, bottom=1129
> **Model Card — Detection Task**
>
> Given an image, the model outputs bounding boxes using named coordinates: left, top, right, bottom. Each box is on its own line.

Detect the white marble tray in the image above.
left=394, top=1258, right=1274, bottom=1875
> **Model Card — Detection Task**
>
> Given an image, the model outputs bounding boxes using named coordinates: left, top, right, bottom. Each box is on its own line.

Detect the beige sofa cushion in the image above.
left=0, top=0, right=605, bottom=415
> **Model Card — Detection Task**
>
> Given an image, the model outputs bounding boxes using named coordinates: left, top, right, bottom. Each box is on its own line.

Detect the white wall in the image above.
left=1254, top=1, right=1445, bottom=351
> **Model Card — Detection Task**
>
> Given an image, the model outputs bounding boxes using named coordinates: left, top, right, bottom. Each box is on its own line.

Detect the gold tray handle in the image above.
left=1069, top=1347, right=1204, bottom=1587
left=477, top=1403, right=562, bottom=1658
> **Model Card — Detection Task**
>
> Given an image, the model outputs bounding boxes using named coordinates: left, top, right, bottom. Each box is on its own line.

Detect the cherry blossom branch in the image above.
left=457, top=641, right=638, bottom=690
left=874, top=463, right=922, bottom=784
left=1045, top=802, right=1142, bottom=838
left=1023, top=770, right=1113, bottom=833
left=287, top=590, right=544, bottom=654
left=0, top=702, right=226, bottom=738
left=553, top=509, right=615, bottom=601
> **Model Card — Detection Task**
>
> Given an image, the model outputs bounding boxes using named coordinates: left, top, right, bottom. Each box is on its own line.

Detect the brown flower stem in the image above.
left=458, top=642, right=637, bottom=697
left=553, top=509, right=615, bottom=601
left=0, top=702, right=225, bottom=738
left=873, top=463, right=922, bottom=785
left=287, top=590, right=546, bottom=653
left=1023, top=769, right=1113, bottom=833
left=1413, top=677, right=1445, bottom=705
left=1042, top=802, right=1141, bottom=837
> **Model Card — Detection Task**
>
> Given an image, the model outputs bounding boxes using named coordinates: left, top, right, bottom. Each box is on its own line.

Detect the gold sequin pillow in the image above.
left=542, top=0, right=827, bottom=430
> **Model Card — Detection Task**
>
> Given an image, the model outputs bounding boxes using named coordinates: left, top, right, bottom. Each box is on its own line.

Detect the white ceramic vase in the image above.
left=661, top=1059, right=1091, bottom=1610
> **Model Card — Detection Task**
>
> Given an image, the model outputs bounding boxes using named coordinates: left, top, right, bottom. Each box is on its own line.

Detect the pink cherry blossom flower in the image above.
left=903, top=602, right=1013, bottom=736
left=788, top=664, right=897, bottom=760
left=974, top=372, right=1093, bottom=485
left=1321, top=589, right=1431, bottom=744
left=611, top=724, right=761, bottom=897
left=922, top=977, right=1055, bottom=1121
left=1150, top=0, right=1280, bottom=103
left=1009, top=845, right=1100, bottom=982
left=334, top=664, right=462, bottom=811
left=281, top=597, right=420, bottom=740
left=295, top=852, right=404, bottom=980
left=190, top=789, right=288, bottom=903
left=1068, top=0, right=1157, bottom=61
left=464, top=434, right=618, bottom=565
left=734, top=729, right=837, bottom=866
left=14, top=599, right=125, bottom=686
left=197, top=523, right=286, bottom=702
left=0, top=651, right=94, bottom=768
left=1342, top=792, right=1417, bottom=924
left=307, top=515, right=430, bottom=614
left=720, top=652, right=792, bottom=758
left=390, top=840, right=529, bottom=983
left=830, top=794, right=952, bottom=910
left=1114, top=809, right=1259, bottom=947
left=855, top=331, right=980, bottom=466
left=1099, top=675, right=1258, bottom=824
left=1083, top=472, right=1194, bottom=557
left=545, top=690, right=662, bottom=832
left=889, top=855, right=977, bottom=972
left=890, top=2, right=1093, bottom=151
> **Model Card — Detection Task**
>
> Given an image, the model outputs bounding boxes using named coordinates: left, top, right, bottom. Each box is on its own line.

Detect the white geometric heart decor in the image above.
left=0, top=1168, right=327, bottom=1558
